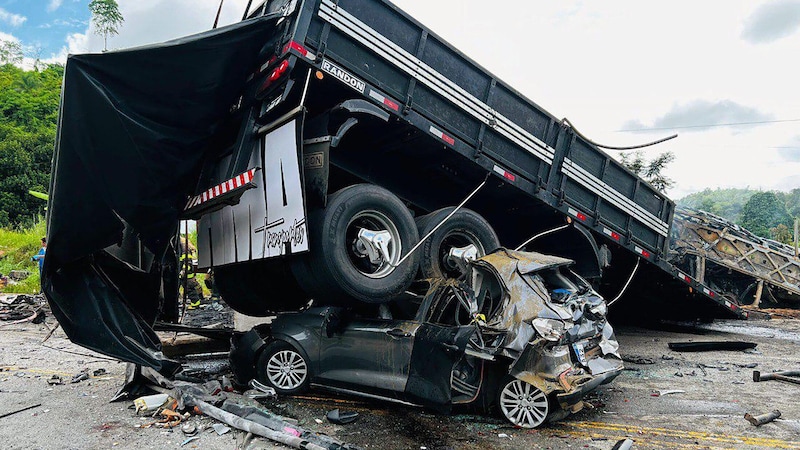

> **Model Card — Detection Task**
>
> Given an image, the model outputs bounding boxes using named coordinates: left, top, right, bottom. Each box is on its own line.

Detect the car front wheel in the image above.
left=256, top=340, right=310, bottom=395
left=497, top=378, right=550, bottom=428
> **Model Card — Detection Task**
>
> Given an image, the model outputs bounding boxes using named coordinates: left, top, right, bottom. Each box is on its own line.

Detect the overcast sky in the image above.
left=1, top=0, right=799, bottom=199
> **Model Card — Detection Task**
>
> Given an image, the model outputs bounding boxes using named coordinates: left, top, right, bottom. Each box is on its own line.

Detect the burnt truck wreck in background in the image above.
left=43, top=0, right=760, bottom=381
left=231, top=249, right=622, bottom=428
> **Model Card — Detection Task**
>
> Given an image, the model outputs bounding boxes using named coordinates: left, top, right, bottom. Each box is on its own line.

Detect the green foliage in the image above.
left=0, top=39, right=23, bottom=65
left=89, top=0, right=124, bottom=51
left=738, top=191, right=793, bottom=239
left=678, top=188, right=758, bottom=220
left=0, top=64, right=63, bottom=228
left=619, top=150, right=675, bottom=192
left=0, top=220, right=46, bottom=294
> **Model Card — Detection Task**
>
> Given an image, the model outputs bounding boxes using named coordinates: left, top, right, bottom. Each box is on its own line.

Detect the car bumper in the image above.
left=556, top=363, right=623, bottom=408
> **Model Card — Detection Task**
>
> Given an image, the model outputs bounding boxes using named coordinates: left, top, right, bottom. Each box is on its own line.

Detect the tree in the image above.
left=620, top=150, right=675, bottom=192
left=0, top=64, right=63, bottom=228
left=0, top=39, right=23, bottom=66
left=738, top=191, right=793, bottom=239
left=88, top=0, right=124, bottom=52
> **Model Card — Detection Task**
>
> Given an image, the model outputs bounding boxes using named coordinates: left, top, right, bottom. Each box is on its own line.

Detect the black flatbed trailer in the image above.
left=187, top=0, right=744, bottom=319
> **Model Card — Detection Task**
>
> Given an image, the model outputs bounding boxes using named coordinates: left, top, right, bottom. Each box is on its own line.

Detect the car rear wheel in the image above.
left=257, top=340, right=310, bottom=395
left=291, top=184, right=420, bottom=304
left=416, top=207, right=500, bottom=279
left=497, top=378, right=550, bottom=428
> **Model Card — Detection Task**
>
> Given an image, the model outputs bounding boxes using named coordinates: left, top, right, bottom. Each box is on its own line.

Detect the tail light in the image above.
left=259, top=59, right=291, bottom=93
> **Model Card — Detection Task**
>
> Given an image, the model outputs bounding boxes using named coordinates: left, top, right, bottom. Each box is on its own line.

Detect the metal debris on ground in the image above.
left=0, top=294, right=47, bottom=325
left=622, top=355, right=655, bottom=365
left=0, top=403, right=41, bottom=419
left=611, top=438, right=634, bottom=450
left=71, top=370, right=89, bottom=384
left=651, top=389, right=685, bottom=397
left=753, top=370, right=800, bottom=385
left=667, top=341, right=757, bottom=352
left=744, top=410, right=781, bottom=426
left=181, top=422, right=197, bottom=436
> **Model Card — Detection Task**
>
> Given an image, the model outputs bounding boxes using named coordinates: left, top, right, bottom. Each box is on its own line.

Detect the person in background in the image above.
left=31, top=237, right=46, bottom=277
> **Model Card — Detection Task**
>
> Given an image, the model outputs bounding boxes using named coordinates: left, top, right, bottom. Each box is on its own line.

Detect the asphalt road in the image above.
left=1, top=312, right=799, bottom=449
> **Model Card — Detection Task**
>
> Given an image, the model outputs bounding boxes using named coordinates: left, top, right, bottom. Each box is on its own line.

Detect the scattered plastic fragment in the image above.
left=326, top=409, right=359, bottom=425
left=180, top=436, right=200, bottom=447
left=181, top=423, right=197, bottom=436
left=212, top=423, right=231, bottom=435
left=133, top=393, right=171, bottom=414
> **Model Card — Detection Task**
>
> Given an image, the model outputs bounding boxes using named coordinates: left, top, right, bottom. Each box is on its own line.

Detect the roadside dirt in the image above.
left=1, top=311, right=799, bottom=449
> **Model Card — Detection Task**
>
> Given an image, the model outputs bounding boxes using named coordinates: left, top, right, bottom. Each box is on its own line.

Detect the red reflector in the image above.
left=285, top=41, right=307, bottom=56
left=611, top=232, right=620, bottom=241
left=503, top=171, right=516, bottom=182
left=642, top=250, right=651, bottom=258
left=576, top=212, right=587, bottom=221
left=441, top=134, right=455, bottom=146
left=384, top=98, right=399, bottom=111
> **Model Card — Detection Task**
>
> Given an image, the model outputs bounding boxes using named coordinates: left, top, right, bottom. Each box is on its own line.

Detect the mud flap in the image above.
left=404, top=324, right=475, bottom=410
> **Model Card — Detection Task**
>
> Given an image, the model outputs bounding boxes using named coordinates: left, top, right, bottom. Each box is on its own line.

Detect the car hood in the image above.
left=470, top=248, right=618, bottom=358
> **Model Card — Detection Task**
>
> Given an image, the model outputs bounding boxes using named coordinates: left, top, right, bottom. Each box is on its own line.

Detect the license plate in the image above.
left=572, top=342, right=588, bottom=366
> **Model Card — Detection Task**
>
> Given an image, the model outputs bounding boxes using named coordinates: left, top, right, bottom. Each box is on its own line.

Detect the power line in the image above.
left=617, top=118, right=800, bottom=132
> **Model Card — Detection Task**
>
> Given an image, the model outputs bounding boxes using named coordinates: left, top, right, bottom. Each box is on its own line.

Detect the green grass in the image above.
left=0, top=219, right=46, bottom=294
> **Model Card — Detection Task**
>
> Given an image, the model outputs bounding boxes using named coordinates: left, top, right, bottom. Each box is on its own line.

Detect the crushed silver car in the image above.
left=230, top=249, right=623, bottom=428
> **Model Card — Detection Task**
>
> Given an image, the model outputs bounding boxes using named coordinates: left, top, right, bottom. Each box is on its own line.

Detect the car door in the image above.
left=404, top=282, right=477, bottom=408
left=317, top=311, right=421, bottom=394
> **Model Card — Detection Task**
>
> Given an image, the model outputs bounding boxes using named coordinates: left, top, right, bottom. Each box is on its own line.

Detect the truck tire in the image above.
left=416, top=207, right=500, bottom=279
left=291, top=184, right=420, bottom=304
left=214, top=260, right=310, bottom=317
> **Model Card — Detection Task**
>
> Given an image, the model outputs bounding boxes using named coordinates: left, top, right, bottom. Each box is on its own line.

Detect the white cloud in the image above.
left=0, top=7, right=27, bottom=27
left=43, top=32, right=89, bottom=65
left=48, top=0, right=64, bottom=13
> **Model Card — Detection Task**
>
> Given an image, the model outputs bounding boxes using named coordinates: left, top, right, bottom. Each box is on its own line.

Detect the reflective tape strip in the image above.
left=562, top=159, right=669, bottom=237
left=568, top=207, right=588, bottom=222
left=678, top=272, right=691, bottom=283
left=318, top=0, right=554, bottom=164
left=634, top=246, right=651, bottom=258
left=602, top=228, right=621, bottom=241
left=430, top=126, right=455, bottom=145
left=493, top=164, right=516, bottom=182
left=368, top=89, right=400, bottom=111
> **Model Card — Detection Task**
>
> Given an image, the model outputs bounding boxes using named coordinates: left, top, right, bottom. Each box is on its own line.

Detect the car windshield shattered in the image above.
left=231, top=248, right=623, bottom=428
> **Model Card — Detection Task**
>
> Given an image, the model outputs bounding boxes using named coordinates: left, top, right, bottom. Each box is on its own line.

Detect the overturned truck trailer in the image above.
left=44, top=0, right=745, bottom=373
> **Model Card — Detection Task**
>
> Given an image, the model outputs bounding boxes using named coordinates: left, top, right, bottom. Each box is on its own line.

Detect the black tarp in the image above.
left=44, top=15, right=282, bottom=373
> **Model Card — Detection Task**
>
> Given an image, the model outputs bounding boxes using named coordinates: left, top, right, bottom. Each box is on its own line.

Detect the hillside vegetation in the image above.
left=678, top=188, right=800, bottom=244
left=0, top=63, right=62, bottom=228
left=0, top=221, right=46, bottom=293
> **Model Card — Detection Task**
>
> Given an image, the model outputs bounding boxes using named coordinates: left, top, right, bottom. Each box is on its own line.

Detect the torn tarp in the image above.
left=43, top=15, right=283, bottom=372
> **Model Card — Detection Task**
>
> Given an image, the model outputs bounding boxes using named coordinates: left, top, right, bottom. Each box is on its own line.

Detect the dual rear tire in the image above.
left=291, top=184, right=501, bottom=303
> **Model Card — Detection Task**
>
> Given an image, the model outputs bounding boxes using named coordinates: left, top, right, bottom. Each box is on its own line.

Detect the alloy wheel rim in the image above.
left=266, top=349, right=308, bottom=390
left=499, top=379, right=549, bottom=428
